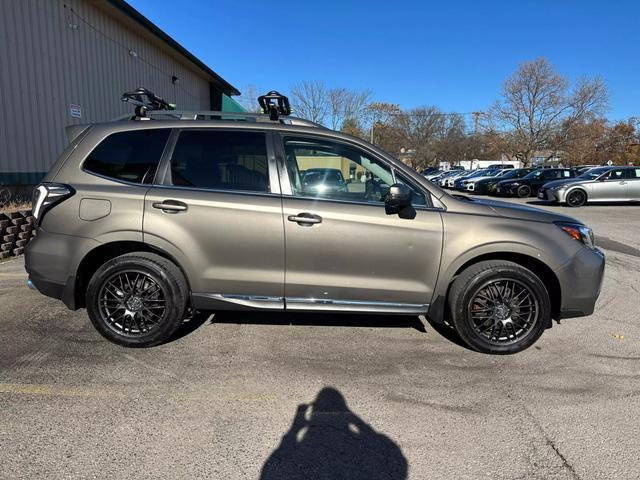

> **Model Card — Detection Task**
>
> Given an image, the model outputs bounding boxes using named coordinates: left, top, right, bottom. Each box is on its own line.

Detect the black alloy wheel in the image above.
left=448, top=260, right=550, bottom=354
left=566, top=189, right=587, bottom=207
left=468, top=278, right=539, bottom=346
left=86, top=252, right=188, bottom=347
left=98, top=270, right=166, bottom=336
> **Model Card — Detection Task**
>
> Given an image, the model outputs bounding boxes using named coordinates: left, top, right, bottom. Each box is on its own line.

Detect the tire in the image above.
left=448, top=260, right=550, bottom=354
left=516, top=185, right=531, bottom=198
left=86, top=252, right=189, bottom=347
left=566, top=189, right=587, bottom=207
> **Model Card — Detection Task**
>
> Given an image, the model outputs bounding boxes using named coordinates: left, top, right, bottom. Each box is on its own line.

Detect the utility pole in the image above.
left=472, top=112, right=481, bottom=135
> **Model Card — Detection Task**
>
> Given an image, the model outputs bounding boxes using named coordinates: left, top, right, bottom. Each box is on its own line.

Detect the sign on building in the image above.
left=69, top=104, right=82, bottom=119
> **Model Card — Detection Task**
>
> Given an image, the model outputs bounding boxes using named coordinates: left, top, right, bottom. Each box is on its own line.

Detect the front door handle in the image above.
left=152, top=200, right=188, bottom=213
left=288, top=212, right=322, bottom=225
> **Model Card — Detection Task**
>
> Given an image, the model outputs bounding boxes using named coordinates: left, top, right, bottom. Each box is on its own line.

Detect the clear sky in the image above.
left=129, top=0, right=638, bottom=120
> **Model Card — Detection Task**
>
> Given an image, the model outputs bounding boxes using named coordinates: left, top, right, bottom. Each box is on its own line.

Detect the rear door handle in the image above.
left=152, top=200, right=188, bottom=213
left=287, top=212, right=322, bottom=225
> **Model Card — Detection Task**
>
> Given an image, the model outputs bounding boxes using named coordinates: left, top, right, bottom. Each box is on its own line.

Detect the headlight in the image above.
left=549, top=184, right=568, bottom=191
left=556, top=222, right=595, bottom=249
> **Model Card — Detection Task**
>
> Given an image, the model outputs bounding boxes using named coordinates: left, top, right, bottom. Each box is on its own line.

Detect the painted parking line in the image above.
left=0, top=382, right=279, bottom=403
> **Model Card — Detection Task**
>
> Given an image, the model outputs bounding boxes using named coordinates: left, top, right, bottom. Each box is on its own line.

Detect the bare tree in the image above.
left=491, top=58, right=608, bottom=165
left=289, top=80, right=329, bottom=124
left=235, top=84, right=262, bottom=112
left=327, top=88, right=372, bottom=130
left=366, top=102, right=401, bottom=146
left=395, top=107, right=447, bottom=168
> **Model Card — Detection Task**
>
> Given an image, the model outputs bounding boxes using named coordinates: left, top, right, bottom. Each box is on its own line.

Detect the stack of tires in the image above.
left=0, top=210, right=35, bottom=259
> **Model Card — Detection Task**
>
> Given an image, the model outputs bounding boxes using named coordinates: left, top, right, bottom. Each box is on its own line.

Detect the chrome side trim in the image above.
left=193, top=293, right=284, bottom=310
left=285, top=297, right=429, bottom=314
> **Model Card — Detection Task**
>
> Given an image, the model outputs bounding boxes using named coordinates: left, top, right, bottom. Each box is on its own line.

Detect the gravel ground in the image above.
left=0, top=196, right=638, bottom=480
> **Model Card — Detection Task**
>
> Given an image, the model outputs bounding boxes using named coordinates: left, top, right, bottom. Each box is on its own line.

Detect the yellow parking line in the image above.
left=0, top=382, right=279, bottom=403
left=0, top=383, right=125, bottom=398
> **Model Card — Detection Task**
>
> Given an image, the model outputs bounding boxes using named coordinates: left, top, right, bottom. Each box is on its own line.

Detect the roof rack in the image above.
left=258, top=91, right=291, bottom=121
left=117, top=88, right=322, bottom=128
left=121, top=87, right=175, bottom=119
left=114, top=110, right=322, bottom=128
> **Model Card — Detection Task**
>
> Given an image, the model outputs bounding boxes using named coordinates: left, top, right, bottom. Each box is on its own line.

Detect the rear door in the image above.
left=625, top=168, right=640, bottom=200
left=276, top=134, right=443, bottom=313
left=143, top=128, right=285, bottom=310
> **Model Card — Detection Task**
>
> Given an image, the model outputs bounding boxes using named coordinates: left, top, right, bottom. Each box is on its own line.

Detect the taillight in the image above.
left=32, top=183, right=75, bottom=226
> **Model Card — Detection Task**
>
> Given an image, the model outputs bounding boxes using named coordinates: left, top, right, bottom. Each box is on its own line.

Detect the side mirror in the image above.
left=386, top=183, right=412, bottom=211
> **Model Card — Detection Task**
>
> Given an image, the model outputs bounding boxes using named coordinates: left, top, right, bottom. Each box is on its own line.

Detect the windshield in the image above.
left=303, top=170, right=344, bottom=185
left=579, top=167, right=610, bottom=179
left=523, top=170, right=545, bottom=179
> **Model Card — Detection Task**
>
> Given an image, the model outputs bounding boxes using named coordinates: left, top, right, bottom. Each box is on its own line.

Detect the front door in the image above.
left=277, top=135, right=443, bottom=313
left=144, top=129, right=285, bottom=309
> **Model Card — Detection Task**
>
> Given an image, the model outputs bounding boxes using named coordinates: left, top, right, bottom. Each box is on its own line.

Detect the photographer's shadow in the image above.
left=260, top=387, right=408, bottom=480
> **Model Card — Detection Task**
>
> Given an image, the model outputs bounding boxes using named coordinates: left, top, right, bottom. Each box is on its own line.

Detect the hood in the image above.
left=541, top=178, right=591, bottom=189
left=447, top=195, right=582, bottom=224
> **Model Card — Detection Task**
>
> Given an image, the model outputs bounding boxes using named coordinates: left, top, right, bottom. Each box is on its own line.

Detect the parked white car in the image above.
left=465, top=169, right=511, bottom=192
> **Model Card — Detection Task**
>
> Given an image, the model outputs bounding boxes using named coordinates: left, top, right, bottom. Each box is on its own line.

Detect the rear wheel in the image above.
left=516, top=185, right=531, bottom=198
left=566, top=189, right=587, bottom=207
left=448, top=260, right=550, bottom=354
left=86, top=252, right=188, bottom=347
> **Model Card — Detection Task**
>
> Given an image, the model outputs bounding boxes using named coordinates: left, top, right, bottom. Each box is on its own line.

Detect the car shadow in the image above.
left=167, top=309, right=474, bottom=350
left=260, top=386, right=408, bottom=479
left=208, top=310, right=427, bottom=331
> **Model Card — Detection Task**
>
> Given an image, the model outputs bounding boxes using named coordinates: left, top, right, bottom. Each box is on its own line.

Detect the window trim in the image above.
left=155, top=127, right=280, bottom=195
left=80, top=128, right=173, bottom=185
left=275, top=133, right=434, bottom=209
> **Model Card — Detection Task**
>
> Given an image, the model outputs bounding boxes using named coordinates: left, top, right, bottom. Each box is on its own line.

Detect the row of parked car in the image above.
left=423, top=164, right=640, bottom=207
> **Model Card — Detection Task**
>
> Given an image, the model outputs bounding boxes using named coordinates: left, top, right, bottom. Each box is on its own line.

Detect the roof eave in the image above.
left=106, top=0, right=240, bottom=96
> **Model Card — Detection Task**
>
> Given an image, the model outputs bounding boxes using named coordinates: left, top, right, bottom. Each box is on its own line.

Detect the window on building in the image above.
left=169, top=130, right=269, bottom=192
left=83, top=129, right=171, bottom=183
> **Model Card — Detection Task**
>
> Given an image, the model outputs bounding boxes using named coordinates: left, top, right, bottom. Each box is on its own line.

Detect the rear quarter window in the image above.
left=83, top=129, right=171, bottom=183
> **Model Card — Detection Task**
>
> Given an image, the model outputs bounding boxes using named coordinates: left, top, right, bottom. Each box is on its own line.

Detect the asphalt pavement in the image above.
left=1, top=196, right=639, bottom=479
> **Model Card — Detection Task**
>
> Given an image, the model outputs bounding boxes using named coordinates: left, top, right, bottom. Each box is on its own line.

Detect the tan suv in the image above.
left=25, top=91, right=605, bottom=354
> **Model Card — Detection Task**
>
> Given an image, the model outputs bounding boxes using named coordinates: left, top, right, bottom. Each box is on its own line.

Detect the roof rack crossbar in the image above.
left=113, top=110, right=323, bottom=128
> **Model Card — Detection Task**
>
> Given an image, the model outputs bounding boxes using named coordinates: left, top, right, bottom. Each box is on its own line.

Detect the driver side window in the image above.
left=283, top=137, right=394, bottom=205
left=603, top=169, right=625, bottom=181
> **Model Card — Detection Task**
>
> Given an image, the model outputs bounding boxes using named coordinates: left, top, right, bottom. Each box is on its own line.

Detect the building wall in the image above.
left=0, top=0, right=217, bottom=185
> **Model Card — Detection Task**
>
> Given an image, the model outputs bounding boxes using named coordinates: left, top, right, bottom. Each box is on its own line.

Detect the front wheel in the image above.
left=448, top=260, right=550, bottom=354
left=566, top=189, right=587, bottom=207
left=86, top=252, right=189, bottom=347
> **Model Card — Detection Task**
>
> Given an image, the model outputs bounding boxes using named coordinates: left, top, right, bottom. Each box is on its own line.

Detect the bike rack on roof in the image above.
left=121, top=87, right=176, bottom=119
left=117, top=88, right=321, bottom=128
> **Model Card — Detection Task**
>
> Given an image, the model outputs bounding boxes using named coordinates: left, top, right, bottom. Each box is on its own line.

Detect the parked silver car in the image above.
left=539, top=166, right=640, bottom=207
left=24, top=90, right=605, bottom=354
